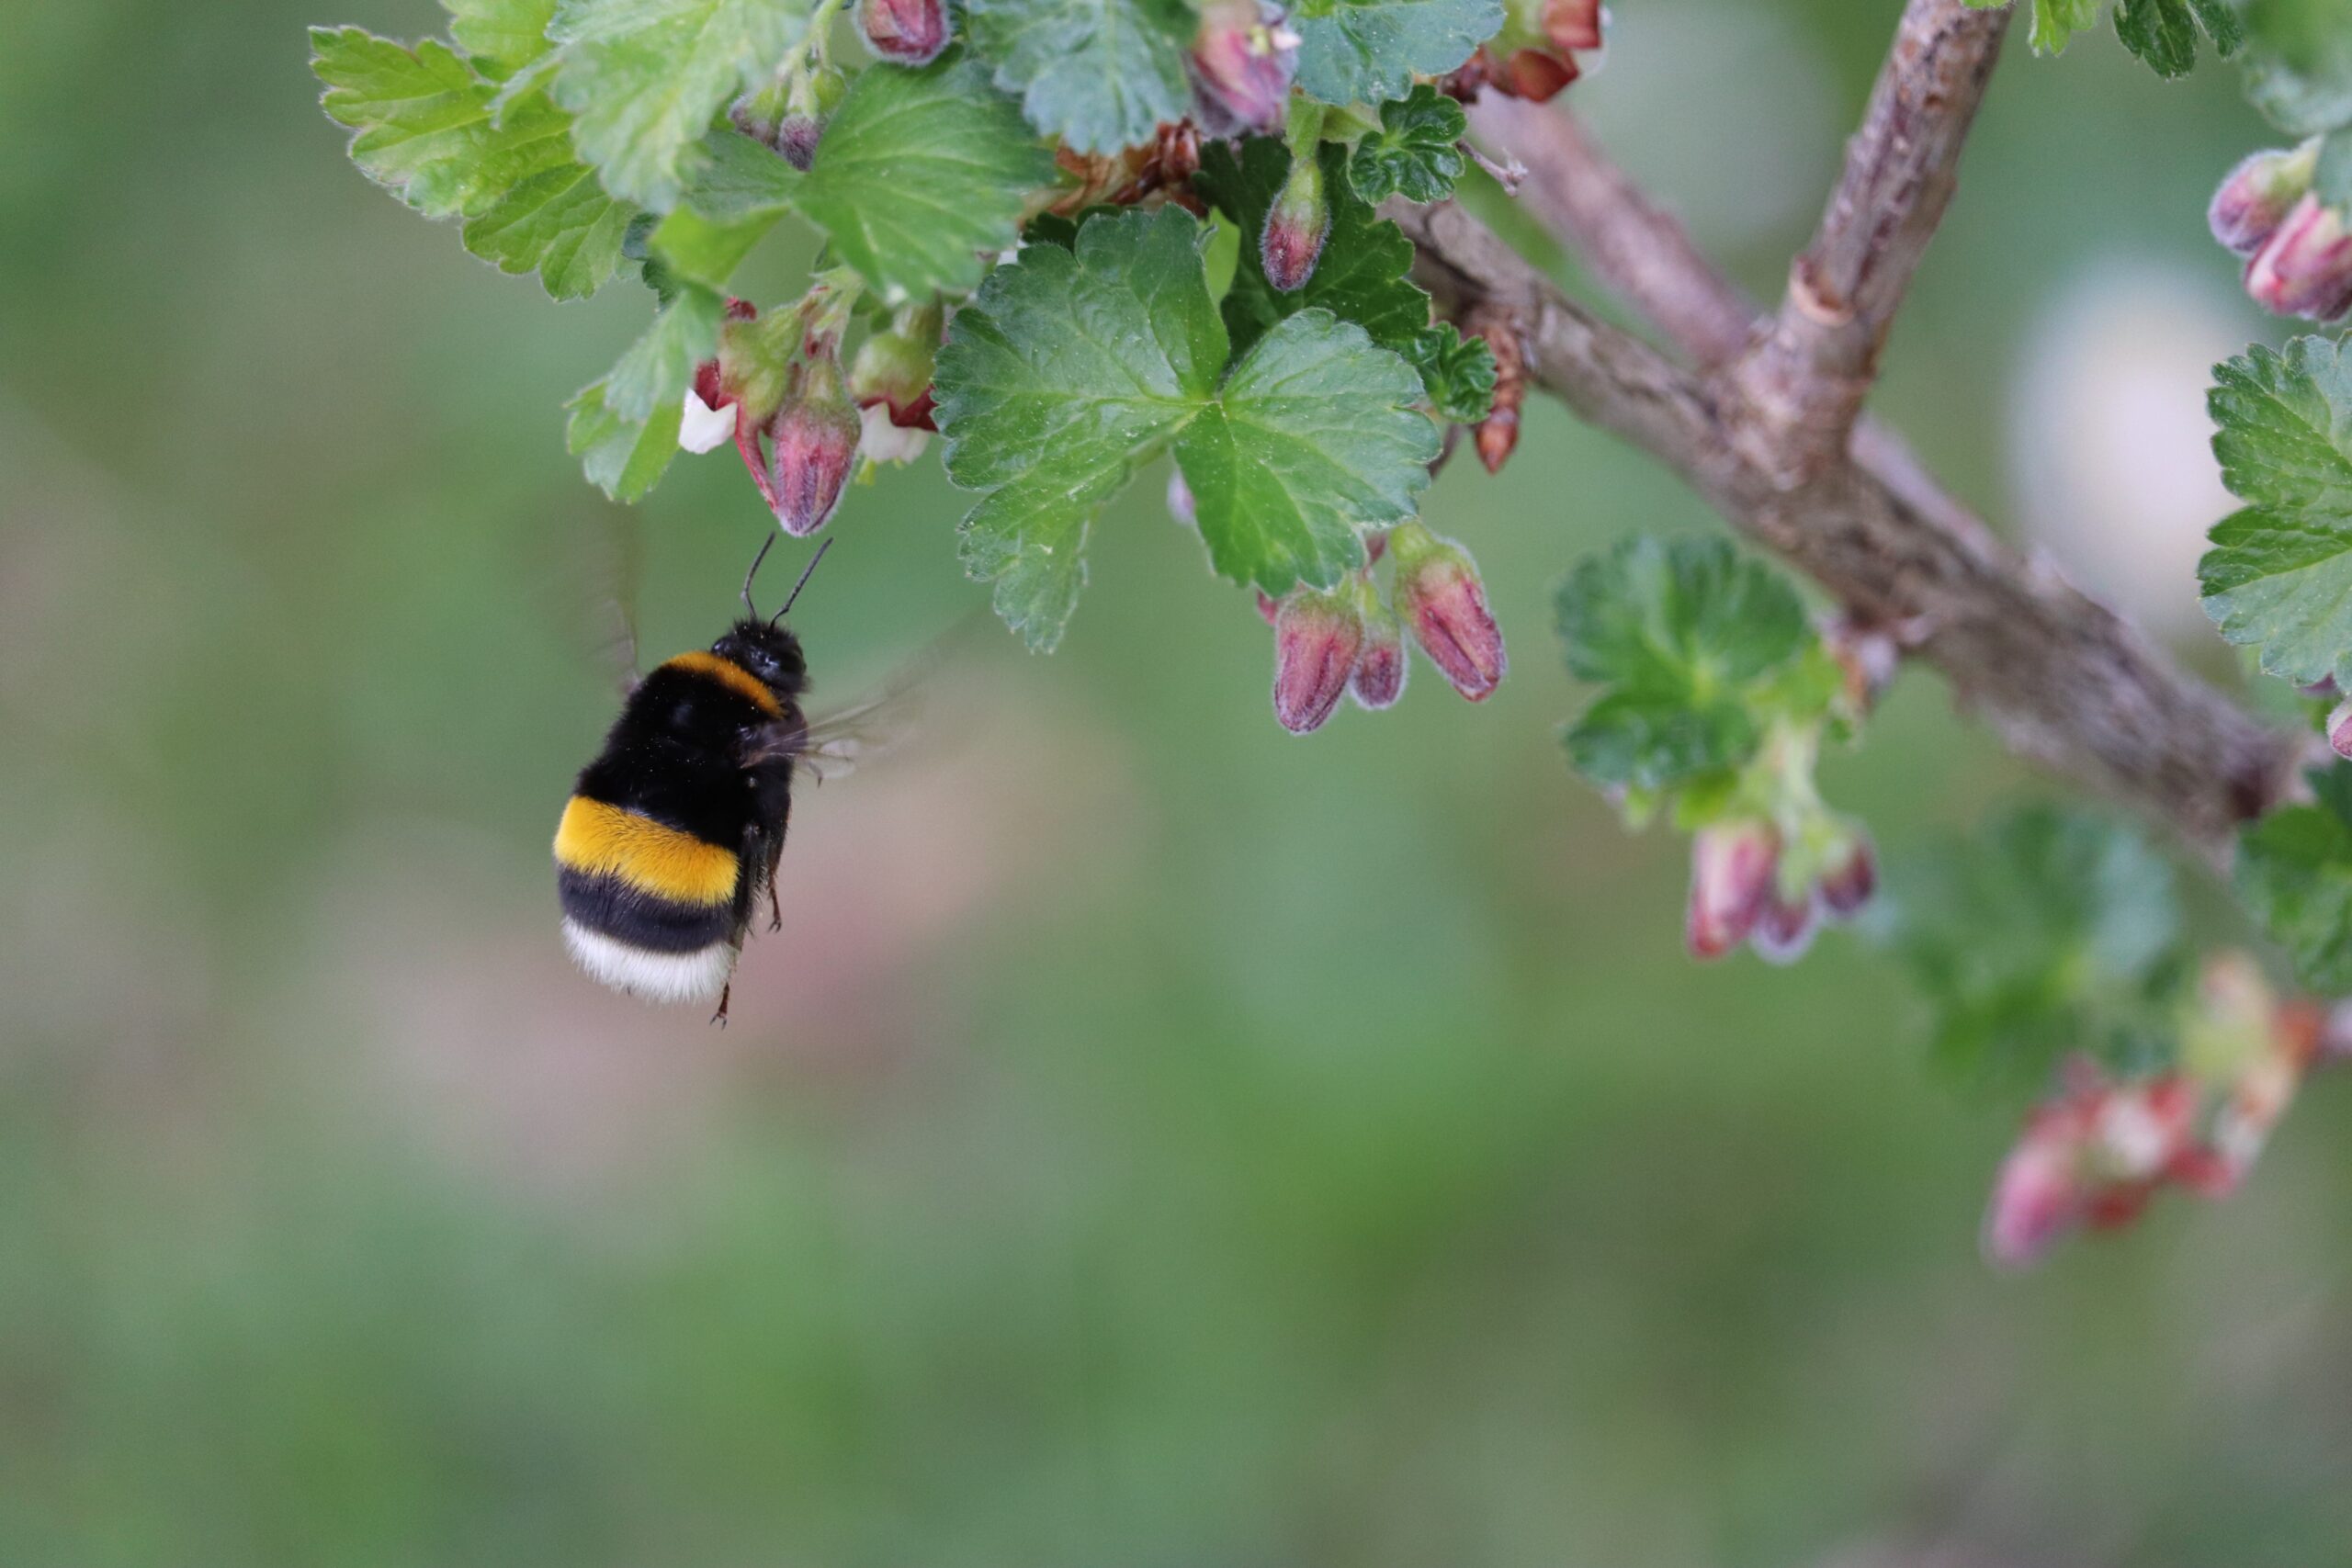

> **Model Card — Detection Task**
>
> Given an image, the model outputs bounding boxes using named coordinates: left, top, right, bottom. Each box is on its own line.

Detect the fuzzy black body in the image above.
left=554, top=620, right=811, bottom=1005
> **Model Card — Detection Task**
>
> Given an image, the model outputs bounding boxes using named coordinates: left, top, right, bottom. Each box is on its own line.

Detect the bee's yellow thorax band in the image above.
left=554, top=797, right=740, bottom=904
left=662, top=651, right=783, bottom=716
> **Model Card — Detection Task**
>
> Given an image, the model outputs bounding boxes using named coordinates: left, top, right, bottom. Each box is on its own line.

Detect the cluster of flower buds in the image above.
left=857, top=0, right=950, bottom=66
left=730, top=28, right=847, bottom=170
left=1984, top=954, right=2339, bottom=1268
left=848, top=300, right=942, bottom=467
left=680, top=280, right=866, bottom=536
left=1259, top=522, right=1504, bottom=732
left=1445, top=0, right=1604, bottom=103
left=1683, top=810, right=1874, bottom=964
left=1464, top=303, right=1525, bottom=474
left=2209, top=140, right=2352, bottom=321
left=1189, top=0, right=1298, bottom=138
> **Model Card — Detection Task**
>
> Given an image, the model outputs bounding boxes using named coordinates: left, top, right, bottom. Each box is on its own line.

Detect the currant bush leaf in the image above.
left=1874, top=807, right=2188, bottom=1094
left=1972, top=0, right=2098, bottom=56
left=445, top=0, right=558, bottom=74
left=2236, top=766, right=2352, bottom=992
left=795, top=55, right=1056, bottom=300
left=2241, top=0, right=2352, bottom=134
left=1199, top=140, right=1429, bottom=358
left=566, top=284, right=723, bottom=500
left=1553, top=536, right=1815, bottom=792
left=1347, top=84, right=1468, bottom=205
left=2113, top=0, right=2243, bottom=79
left=311, top=27, right=631, bottom=299
left=966, top=0, right=1193, bottom=153
left=1292, top=0, right=1504, bottom=107
left=547, top=0, right=809, bottom=211
left=1406, top=323, right=1497, bottom=424
left=933, top=208, right=1437, bottom=650
left=2198, top=338, right=2352, bottom=690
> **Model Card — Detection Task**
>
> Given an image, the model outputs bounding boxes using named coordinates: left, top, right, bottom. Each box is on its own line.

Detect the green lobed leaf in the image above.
left=1972, top=0, right=2099, bottom=55
left=311, top=27, right=631, bottom=299
left=1197, top=138, right=1461, bottom=405
left=965, top=0, right=1194, bottom=153
left=1553, top=536, right=1815, bottom=792
left=2236, top=766, right=2352, bottom=991
left=566, top=284, right=723, bottom=500
left=933, top=208, right=1437, bottom=649
left=2113, top=0, right=2244, bottom=78
left=1405, top=323, right=1497, bottom=424
left=445, top=0, right=559, bottom=74
left=795, top=54, right=1057, bottom=301
left=1291, top=0, right=1504, bottom=106
left=1346, top=84, right=1468, bottom=205
left=547, top=0, right=809, bottom=212
left=1872, top=807, right=2188, bottom=1096
left=2197, top=338, right=2352, bottom=689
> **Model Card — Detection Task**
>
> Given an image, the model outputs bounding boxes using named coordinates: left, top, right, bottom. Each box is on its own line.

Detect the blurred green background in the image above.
left=7, top=2, right=2352, bottom=1562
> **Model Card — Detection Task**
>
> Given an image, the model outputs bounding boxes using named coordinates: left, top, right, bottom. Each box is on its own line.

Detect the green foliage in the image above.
left=567, top=284, right=725, bottom=501
left=2236, top=766, right=2352, bottom=991
left=1346, top=85, right=1468, bottom=205
left=1406, top=324, right=1497, bottom=424
left=965, top=0, right=1194, bottom=153
left=310, top=25, right=633, bottom=299
left=1553, top=536, right=1820, bottom=794
left=445, top=0, right=560, bottom=74
left=2113, top=0, right=2243, bottom=78
left=933, top=209, right=1437, bottom=650
left=546, top=0, right=809, bottom=211
left=1976, top=0, right=2099, bottom=56
left=2198, top=338, right=2352, bottom=690
left=1874, top=807, right=2188, bottom=1094
left=792, top=55, right=1056, bottom=300
left=2242, top=0, right=2352, bottom=133
left=1291, top=0, right=1504, bottom=105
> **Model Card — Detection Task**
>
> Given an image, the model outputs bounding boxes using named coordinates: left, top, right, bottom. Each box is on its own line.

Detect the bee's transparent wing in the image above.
left=754, top=617, right=977, bottom=779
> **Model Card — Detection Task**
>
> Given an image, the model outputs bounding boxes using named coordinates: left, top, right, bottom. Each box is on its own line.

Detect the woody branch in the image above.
left=1402, top=0, right=2308, bottom=860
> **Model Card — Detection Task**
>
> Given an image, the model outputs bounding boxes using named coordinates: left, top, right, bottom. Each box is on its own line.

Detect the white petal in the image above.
left=858, top=402, right=930, bottom=465
left=679, top=387, right=735, bottom=454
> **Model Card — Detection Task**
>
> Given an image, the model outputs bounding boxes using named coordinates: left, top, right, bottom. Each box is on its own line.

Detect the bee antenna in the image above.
left=772, top=537, right=833, bottom=626
left=741, top=534, right=777, bottom=619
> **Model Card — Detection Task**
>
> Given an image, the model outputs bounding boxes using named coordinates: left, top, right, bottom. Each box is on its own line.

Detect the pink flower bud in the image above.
left=1685, top=818, right=1778, bottom=960
left=1261, top=152, right=1329, bottom=294
left=1166, top=468, right=1197, bottom=528
left=765, top=355, right=861, bottom=536
left=1984, top=1110, right=2090, bottom=1269
left=2246, top=195, right=2352, bottom=321
left=1190, top=0, right=1298, bottom=138
left=1816, top=830, right=1877, bottom=920
left=777, top=115, right=823, bottom=172
left=2328, top=698, right=2352, bottom=761
left=1388, top=523, right=1507, bottom=701
left=1350, top=579, right=1407, bottom=710
left=1272, top=586, right=1364, bottom=734
left=1749, top=882, right=1816, bottom=965
left=857, top=0, right=951, bottom=64
left=2210, top=141, right=2317, bottom=255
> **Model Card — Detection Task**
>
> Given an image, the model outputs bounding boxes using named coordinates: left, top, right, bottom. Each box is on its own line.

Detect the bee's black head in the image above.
left=713, top=618, right=808, bottom=700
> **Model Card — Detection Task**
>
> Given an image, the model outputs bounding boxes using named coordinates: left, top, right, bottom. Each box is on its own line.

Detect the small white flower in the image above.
left=679, top=386, right=735, bottom=454
left=857, top=402, right=929, bottom=465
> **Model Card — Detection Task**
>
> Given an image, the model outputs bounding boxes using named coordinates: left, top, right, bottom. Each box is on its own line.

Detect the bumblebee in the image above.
left=554, top=538, right=830, bottom=1019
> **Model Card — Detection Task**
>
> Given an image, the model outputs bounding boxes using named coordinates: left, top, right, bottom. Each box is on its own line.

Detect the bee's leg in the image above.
left=767, top=878, right=782, bottom=933
left=708, top=982, right=731, bottom=1029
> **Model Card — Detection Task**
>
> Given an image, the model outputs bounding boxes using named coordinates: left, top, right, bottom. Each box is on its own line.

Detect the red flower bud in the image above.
left=1815, top=829, right=1877, bottom=920
left=857, top=0, right=950, bottom=65
left=1388, top=523, right=1507, bottom=701
left=765, top=355, right=861, bottom=536
left=2328, top=697, right=2352, bottom=761
left=1271, top=586, right=1364, bottom=734
left=1983, top=1107, right=2090, bottom=1268
left=1464, top=305, right=1525, bottom=473
left=2246, top=195, right=2352, bottom=321
left=1190, top=0, right=1298, bottom=137
left=1349, top=578, right=1408, bottom=710
left=1686, top=818, right=1778, bottom=960
left=2210, top=141, right=2317, bottom=256
left=1749, top=882, right=1817, bottom=966
left=777, top=115, right=823, bottom=172
left=1261, top=152, right=1329, bottom=294
left=1446, top=0, right=1603, bottom=103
